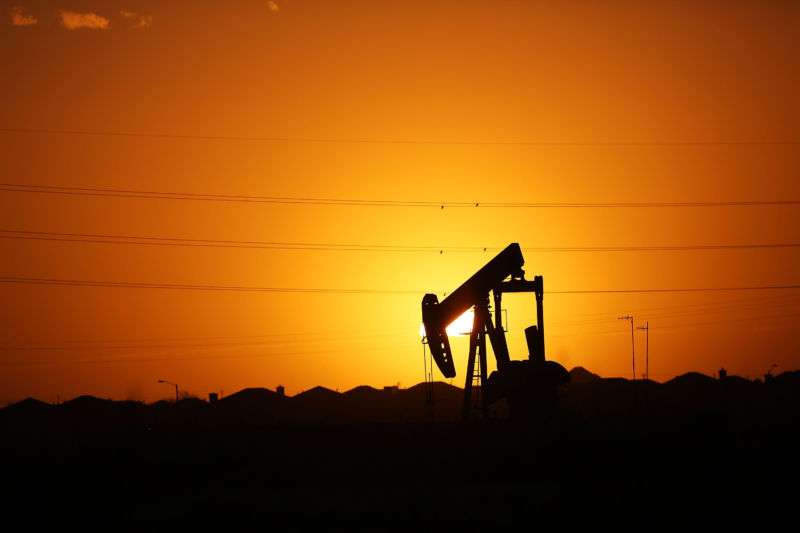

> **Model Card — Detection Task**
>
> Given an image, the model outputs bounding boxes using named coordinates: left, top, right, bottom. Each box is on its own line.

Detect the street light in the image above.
left=618, top=315, right=636, bottom=381
left=636, top=321, right=649, bottom=381
left=157, top=379, right=179, bottom=403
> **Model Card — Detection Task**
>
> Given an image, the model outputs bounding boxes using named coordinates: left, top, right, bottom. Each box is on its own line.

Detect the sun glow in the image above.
left=447, top=308, right=475, bottom=336
left=419, top=308, right=475, bottom=338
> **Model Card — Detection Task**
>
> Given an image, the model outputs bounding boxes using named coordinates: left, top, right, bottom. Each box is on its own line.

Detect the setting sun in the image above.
left=420, top=308, right=475, bottom=338
left=446, top=309, right=475, bottom=337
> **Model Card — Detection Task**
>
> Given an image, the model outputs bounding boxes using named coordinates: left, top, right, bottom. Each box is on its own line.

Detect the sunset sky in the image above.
left=1, top=0, right=799, bottom=404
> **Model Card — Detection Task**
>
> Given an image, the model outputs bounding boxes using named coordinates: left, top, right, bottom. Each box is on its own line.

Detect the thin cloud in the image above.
left=268, top=1, right=279, bottom=12
left=10, top=6, right=38, bottom=26
left=60, top=10, right=110, bottom=30
left=120, top=10, right=152, bottom=29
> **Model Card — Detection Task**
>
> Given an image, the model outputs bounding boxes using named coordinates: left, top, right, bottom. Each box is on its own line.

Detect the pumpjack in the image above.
left=421, top=243, right=569, bottom=419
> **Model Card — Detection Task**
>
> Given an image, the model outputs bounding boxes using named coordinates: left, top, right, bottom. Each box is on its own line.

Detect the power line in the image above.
left=0, top=182, right=448, bottom=207
left=0, top=277, right=421, bottom=294
left=1, top=276, right=799, bottom=295
left=550, top=293, right=800, bottom=327
left=12, top=292, right=793, bottom=350
left=8, top=310, right=800, bottom=368
left=549, top=310, right=800, bottom=339
left=549, top=285, right=800, bottom=295
left=2, top=127, right=798, bottom=146
left=0, top=347, right=345, bottom=367
left=0, top=330, right=408, bottom=352
left=3, top=229, right=800, bottom=254
left=2, top=182, right=800, bottom=208
left=1, top=328, right=411, bottom=351
left=551, top=291, right=800, bottom=324
left=0, top=230, right=483, bottom=253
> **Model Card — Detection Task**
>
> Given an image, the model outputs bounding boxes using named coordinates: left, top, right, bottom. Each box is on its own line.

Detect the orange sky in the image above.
left=1, top=0, right=799, bottom=404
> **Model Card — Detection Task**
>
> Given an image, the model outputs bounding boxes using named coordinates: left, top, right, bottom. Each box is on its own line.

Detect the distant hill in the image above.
left=405, top=380, right=462, bottom=396
left=220, top=387, right=280, bottom=407
left=342, top=385, right=380, bottom=400
left=5, top=366, right=799, bottom=428
left=720, top=375, right=753, bottom=387
left=774, top=370, right=800, bottom=386
left=665, top=372, right=717, bottom=387
left=214, top=387, right=283, bottom=423
left=293, top=385, right=340, bottom=403
left=1, top=398, right=53, bottom=431
left=61, top=394, right=113, bottom=408
left=3, top=397, right=51, bottom=413
left=569, top=366, right=601, bottom=384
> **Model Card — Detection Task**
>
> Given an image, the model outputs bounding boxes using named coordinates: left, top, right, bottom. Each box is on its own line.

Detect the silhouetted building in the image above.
left=383, top=385, right=399, bottom=395
left=208, top=392, right=218, bottom=403
left=718, top=368, right=727, bottom=380
left=277, top=385, right=285, bottom=397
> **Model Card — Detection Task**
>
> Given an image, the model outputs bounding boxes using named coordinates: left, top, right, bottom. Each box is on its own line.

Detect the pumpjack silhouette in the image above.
left=421, top=243, right=569, bottom=420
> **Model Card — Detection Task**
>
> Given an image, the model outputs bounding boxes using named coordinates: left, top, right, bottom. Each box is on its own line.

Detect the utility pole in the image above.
left=637, top=321, right=649, bottom=380
left=158, top=379, right=179, bottom=402
left=618, top=315, right=635, bottom=381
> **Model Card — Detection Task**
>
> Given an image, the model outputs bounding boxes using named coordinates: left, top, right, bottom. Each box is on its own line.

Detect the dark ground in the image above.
left=2, top=370, right=798, bottom=527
